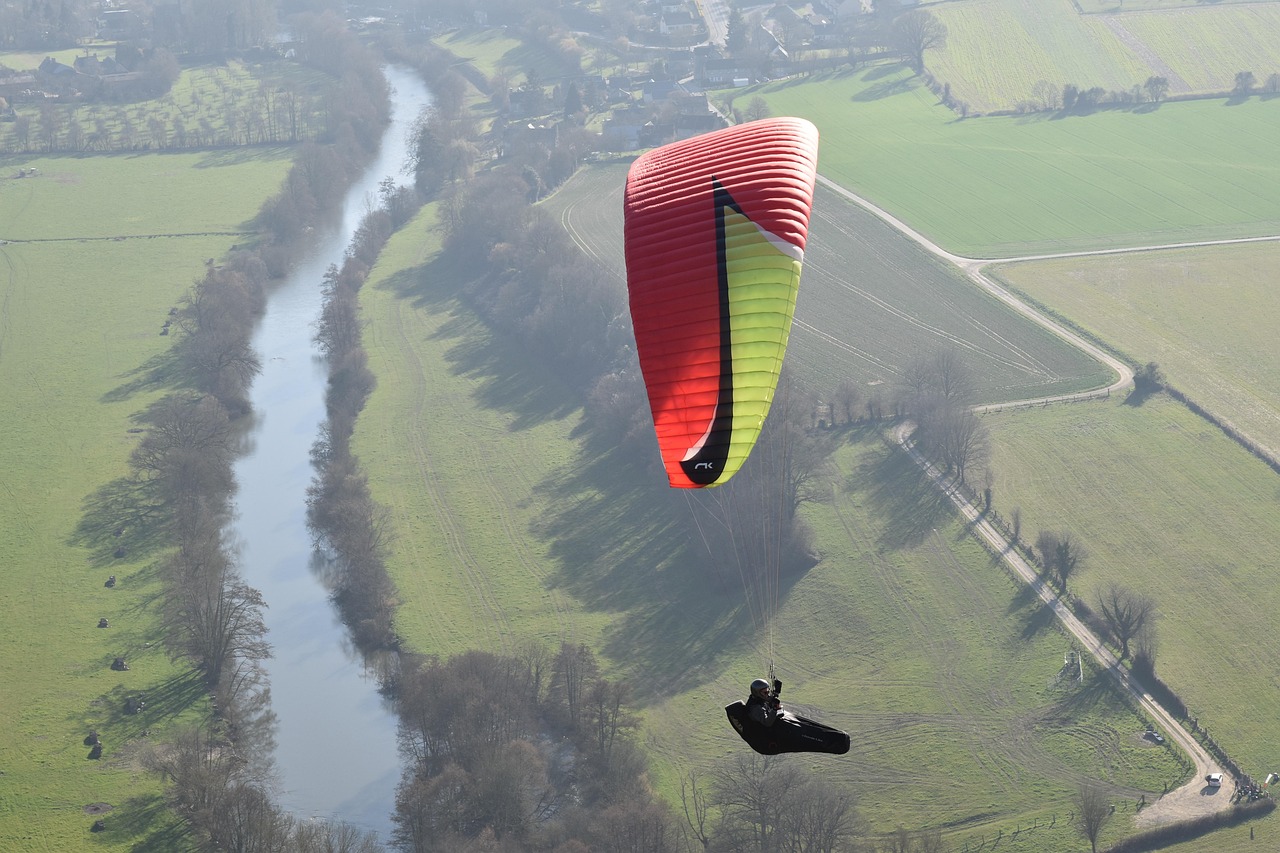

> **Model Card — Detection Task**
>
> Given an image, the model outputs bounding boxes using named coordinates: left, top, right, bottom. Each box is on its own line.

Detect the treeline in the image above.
left=105, top=20, right=395, bottom=850
left=393, top=644, right=682, bottom=851
left=2, top=11, right=382, bottom=156
left=307, top=182, right=419, bottom=654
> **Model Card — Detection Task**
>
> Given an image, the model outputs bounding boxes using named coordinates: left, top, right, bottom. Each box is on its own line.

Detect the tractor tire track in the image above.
left=385, top=288, right=513, bottom=652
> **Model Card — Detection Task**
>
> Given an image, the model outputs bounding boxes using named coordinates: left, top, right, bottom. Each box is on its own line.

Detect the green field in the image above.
left=983, top=395, right=1280, bottom=783
left=353, top=202, right=1196, bottom=850
left=1077, top=0, right=1280, bottom=10
left=928, top=0, right=1280, bottom=112
left=433, top=27, right=584, bottom=86
left=0, top=152, right=290, bottom=851
left=735, top=66, right=1280, bottom=257
left=992, top=241, right=1280, bottom=459
left=0, top=148, right=291, bottom=238
left=543, top=163, right=1111, bottom=402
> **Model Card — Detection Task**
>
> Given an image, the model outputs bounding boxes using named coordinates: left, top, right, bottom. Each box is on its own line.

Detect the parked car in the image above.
left=1206, top=773, right=1224, bottom=787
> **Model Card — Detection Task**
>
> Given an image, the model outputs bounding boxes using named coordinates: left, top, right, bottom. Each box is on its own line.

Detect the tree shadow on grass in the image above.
left=78, top=671, right=208, bottom=745
left=851, top=433, right=955, bottom=552
left=70, top=475, right=172, bottom=569
left=101, top=347, right=190, bottom=404
left=86, top=792, right=192, bottom=851
left=1047, top=669, right=1114, bottom=720
left=377, top=259, right=579, bottom=431
left=852, top=76, right=915, bottom=102
left=379, top=254, right=804, bottom=697
left=531, top=443, right=795, bottom=703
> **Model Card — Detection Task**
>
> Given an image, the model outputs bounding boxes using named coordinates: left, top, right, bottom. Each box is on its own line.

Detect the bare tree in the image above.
left=933, top=406, right=988, bottom=486
left=1036, top=529, right=1085, bottom=592
left=744, top=95, right=772, bottom=122
left=1032, top=79, right=1062, bottom=111
left=680, top=770, right=712, bottom=850
left=1095, top=583, right=1157, bottom=659
left=708, top=754, right=862, bottom=851
left=893, top=9, right=948, bottom=73
left=1074, top=782, right=1114, bottom=853
left=832, top=379, right=862, bottom=425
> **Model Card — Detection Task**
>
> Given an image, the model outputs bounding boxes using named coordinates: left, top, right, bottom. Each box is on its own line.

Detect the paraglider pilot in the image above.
left=746, top=678, right=786, bottom=726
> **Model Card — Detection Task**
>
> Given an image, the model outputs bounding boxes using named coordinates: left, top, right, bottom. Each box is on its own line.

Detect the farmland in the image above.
left=991, top=241, right=1280, bottom=459
left=926, top=0, right=1280, bottom=112
left=353, top=203, right=1188, bottom=850
left=981, top=394, right=1280, bottom=795
left=0, top=152, right=291, bottom=850
left=544, top=163, right=1112, bottom=403
left=737, top=66, right=1280, bottom=257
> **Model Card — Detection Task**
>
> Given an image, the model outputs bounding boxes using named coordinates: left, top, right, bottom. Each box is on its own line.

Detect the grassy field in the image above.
left=1077, top=0, right=1280, bottom=10
left=982, top=395, right=1280, bottom=785
left=734, top=65, right=1280, bottom=257
left=0, top=152, right=291, bottom=851
left=432, top=28, right=582, bottom=86
left=927, top=0, right=1280, bottom=112
left=542, top=163, right=1111, bottom=403
left=0, top=148, right=291, bottom=238
left=991, top=241, right=1280, bottom=459
left=353, top=201, right=1198, bottom=850
left=644, top=431, right=1195, bottom=851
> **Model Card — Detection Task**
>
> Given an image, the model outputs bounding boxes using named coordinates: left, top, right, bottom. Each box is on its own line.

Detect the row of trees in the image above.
left=123, top=21, right=399, bottom=849
left=3, top=80, right=324, bottom=155
left=0, top=0, right=278, bottom=53
left=900, top=347, right=989, bottom=488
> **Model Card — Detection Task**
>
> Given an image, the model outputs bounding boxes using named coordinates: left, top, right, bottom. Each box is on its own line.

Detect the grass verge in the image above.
left=0, top=150, right=290, bottom=852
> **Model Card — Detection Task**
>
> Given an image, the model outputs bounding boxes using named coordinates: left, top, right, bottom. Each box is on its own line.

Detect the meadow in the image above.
left=432, top=27, right=605, bottom=87
left=543, top=162, right=1111, bottom=403
left=991, top=241, right=1280, bottom=459
left=926, top=0, right=1280, bottom=112
left=0, top=151, right=291, bottom=851
left=353, top=198, right=1195, bottom=849
left=736, top=65, right=1280, bottom=257
left=980, top=395, right=1280, bottom=807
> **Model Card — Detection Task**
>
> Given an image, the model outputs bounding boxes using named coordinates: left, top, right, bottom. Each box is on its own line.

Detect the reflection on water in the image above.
left=231, top=65, right=431, bottom=840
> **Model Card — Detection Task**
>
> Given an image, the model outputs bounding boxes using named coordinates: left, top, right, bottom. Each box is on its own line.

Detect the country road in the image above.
left=815, top=172, right=1261, bottom=824
left=895, top=421, right=1227, bottom=826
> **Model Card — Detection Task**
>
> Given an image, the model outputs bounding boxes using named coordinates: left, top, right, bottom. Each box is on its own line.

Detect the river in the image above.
left=231, top=65, right=431, bottom=841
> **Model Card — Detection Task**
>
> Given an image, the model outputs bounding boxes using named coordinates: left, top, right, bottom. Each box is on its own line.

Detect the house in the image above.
left=660, top=9, right=702, bottom=39
left=73, top=55, right=129, bottom=77
left=499, top=120, right=560, bottom=158
left=602, top=106, right=651, bottom=149
left=641, top=79, right=685, bottom=103
left=673, top=111, right=726, bottom=139
left=699, top=56, right=759, bottom=86
left=508, top=87, right=548, bottom=118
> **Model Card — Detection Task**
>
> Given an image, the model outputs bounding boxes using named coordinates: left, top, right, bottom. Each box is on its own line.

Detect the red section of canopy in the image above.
left=623, top=117, right=819, bottom=487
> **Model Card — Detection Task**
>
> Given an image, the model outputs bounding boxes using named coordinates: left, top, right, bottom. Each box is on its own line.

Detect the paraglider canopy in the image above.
left=624, top=118, right=819, bottom=488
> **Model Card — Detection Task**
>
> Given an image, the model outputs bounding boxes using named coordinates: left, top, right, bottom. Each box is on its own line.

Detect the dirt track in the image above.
left=821, top=172, right=1251, bottom=827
